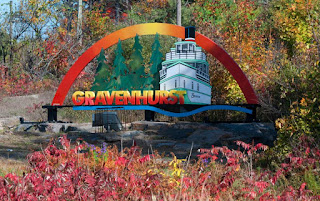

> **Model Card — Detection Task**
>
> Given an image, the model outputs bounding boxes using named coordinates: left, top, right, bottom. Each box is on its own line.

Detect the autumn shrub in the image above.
left=0, top=65, right=56, bottom=98
left=0, top=135, right=319, bottom=200
left=268, top=64, right=320, bottom=160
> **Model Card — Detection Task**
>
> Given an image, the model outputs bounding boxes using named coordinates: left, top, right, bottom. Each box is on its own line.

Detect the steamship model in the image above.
left=159, top=27, right=212, bottom=104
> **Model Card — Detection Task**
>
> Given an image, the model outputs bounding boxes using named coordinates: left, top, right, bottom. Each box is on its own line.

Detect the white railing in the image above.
left=196, top=71, right=210, bottom=83
left=165, top=52, right=206, bottom=61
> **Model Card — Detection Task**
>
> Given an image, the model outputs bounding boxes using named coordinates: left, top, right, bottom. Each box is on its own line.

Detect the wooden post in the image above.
left=48, top=107, right=58, bottom=122
left=145, top=110, right=155, bottom=121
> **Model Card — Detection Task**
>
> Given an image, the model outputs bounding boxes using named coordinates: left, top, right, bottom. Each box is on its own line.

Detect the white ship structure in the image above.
left=159, top=27, right=212, bottom=105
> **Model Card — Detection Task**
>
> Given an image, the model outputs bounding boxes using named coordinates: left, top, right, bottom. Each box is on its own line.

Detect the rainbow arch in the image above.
left=51, top=23, right=258, bottom=106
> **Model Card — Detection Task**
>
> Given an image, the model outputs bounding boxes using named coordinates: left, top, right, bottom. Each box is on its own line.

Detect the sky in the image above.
left=0, top=0, right=18, bottom=14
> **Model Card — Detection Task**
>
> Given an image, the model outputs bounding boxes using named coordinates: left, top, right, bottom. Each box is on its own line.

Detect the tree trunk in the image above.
left=77, top=0, right=83, bottom=45
left=66, top=0, right=73, bottom=33
left=115, top=1, right=120, bottom=25
left=9, top=1, right=13, bottom=70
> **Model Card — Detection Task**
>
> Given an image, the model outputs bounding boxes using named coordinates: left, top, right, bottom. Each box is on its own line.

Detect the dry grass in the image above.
left=0, top=157, right=28, bottom=177
left=0, top=91, right=54, bottom=120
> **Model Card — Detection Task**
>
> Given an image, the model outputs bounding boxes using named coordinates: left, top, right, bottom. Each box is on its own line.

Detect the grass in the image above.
left=0, top=157, right=27, bottom=177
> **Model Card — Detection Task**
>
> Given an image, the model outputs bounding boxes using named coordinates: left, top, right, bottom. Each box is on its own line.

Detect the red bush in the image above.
left=0, top=135, right=319, bottom=200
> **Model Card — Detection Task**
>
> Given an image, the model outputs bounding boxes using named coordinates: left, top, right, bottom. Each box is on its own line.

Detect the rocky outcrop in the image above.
left=12, top=121, right=277, bottom=159
left=0, top=116, right=20, bottom=131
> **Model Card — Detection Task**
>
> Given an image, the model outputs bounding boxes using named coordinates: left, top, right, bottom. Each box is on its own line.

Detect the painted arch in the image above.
left=51, top=23, right=259, bottom=106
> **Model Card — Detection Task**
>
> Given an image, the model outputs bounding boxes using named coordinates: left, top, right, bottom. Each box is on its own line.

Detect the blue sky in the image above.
left=0, top=0, right=18, bottom=14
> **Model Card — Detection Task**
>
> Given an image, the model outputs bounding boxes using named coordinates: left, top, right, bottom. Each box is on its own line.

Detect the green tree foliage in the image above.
left=274, top=65, right=320, bottom=153
left=109, top=39, right=130, bottom=90
left=113, top=39, right=129, bottom=76
left=194, top=0, right=269, bottom=104
left=271, top=0, right=320, bottom=55
left=128, top=0, right=195, bottom=27
left=148, top=33, right=163, bottom=90
left=129, top=34, right=146, bottom=89
left=0, top=30, right=10, bottom=64
left=91, top=48, right=110, bottom=91
left=129, top=35, right=143, bottom=72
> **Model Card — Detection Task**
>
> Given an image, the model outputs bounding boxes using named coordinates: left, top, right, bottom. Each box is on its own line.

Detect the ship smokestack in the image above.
left=185, top=26, right=195, bottom=41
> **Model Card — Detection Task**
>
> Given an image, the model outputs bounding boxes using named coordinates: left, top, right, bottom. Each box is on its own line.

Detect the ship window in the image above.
left=176, top=45, right=181, bottom=53
left=182, top=44, right=188, bottom=53
left=189, top=44, right=194, bottom=52
left=192, top=82, right=194, bottom=90
left=183, top=80, right=185, bottom=88
left=164, top=84, right=166, bottom=90
left=175, top=80, right=177, bottom=88
left=197, top=83, right=199, bottom=91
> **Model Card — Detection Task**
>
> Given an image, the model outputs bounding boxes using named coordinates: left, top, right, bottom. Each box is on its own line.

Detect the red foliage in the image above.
left=0, top=64, right=56, bottom=97
left=0, top=136, right=318, bottom=200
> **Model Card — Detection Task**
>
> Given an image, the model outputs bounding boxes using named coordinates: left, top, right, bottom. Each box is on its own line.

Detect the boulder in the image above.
left=131, top=121, right=148, bottom=130
left=173, top=143, right=200, bottom=152
left=187, top=129, right=232, bottom=146
left=155, top=140, right=176, bottom=148
left=15, top=123, right=34, bottom=132
left=0, top=116, right=20, bottom=130
left=172, top=122, right=217, bottom=130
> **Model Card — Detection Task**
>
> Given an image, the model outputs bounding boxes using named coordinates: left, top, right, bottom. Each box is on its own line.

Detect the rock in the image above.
left=144, top=121, right=170, bottom=130
left=121, top=130, right=144, bottom=139
left=103, top=130, right=145, bottom=142
left=131, top=121, right=171, bottom=130
left=172, top=122, right=217, bottom=130
left=144, top=130, right=160, bottom=136
left=45, top=123, right=66, bottom=133
left=159, top=127, right=192, bottom=140
left=0, top=116, right=20, bottom=130
left=187, top=129, right=231, bottom=146
left=155, top=140, right=176, bottom=148
left=104, top=133, right=121, bottom=142
left=15, top=124, right=34, bottom=132
left=131, top=121, right=148, bottom=130
left=215, top=123, right=277, bottom=146
left=173, top=143, right=200, bottom=152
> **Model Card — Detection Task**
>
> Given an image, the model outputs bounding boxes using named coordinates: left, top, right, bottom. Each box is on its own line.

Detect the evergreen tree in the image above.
left=113, top=39, right=129, bottom=76
left=148, top=33, right=163, bottom=90
left=129, top=34, right=146, bottom=89
left=110, top=39, right=130, bottom=90
left=91, top=48, right=111, bottom=91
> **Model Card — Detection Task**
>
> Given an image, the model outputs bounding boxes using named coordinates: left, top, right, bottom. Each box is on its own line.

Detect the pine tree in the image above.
left=129, top=34, right=146, bottom=89
left=113, top=39, right=129, bottom=76
left=91, top=48, right=111, bottom=91
left=149, top=33, right=163, bottom=90
left=110, top=39, right=130, bottom=90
